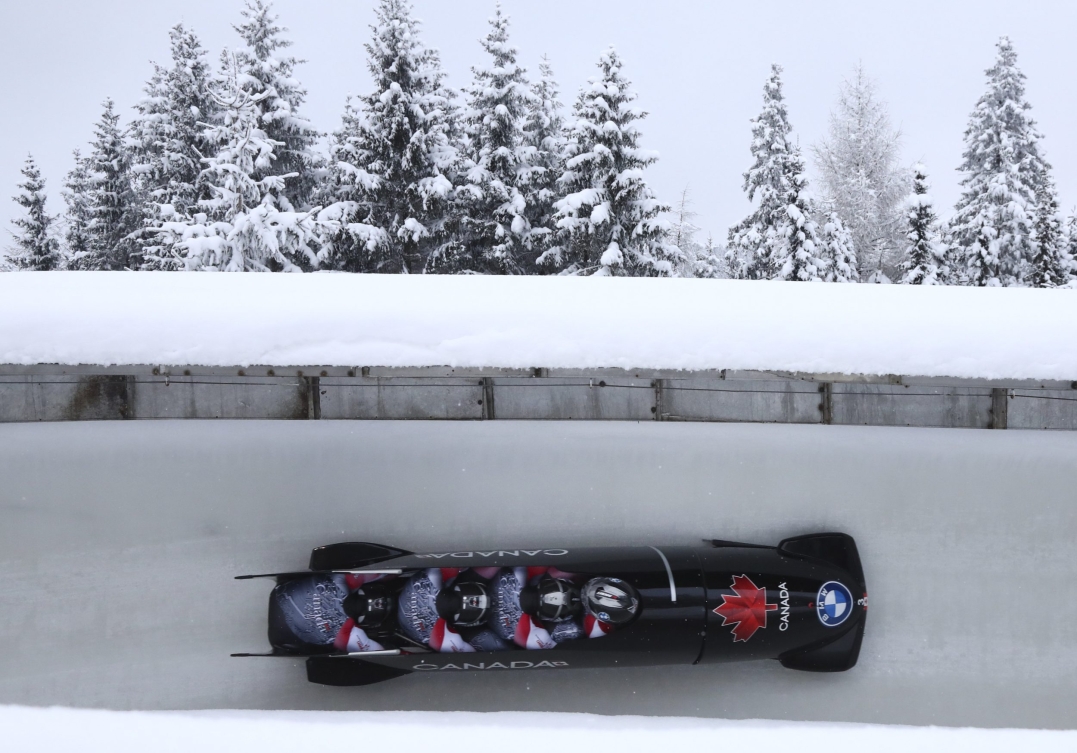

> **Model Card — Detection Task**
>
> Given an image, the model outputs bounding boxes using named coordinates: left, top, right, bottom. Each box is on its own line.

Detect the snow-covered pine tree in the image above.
left=695, top=234, right=727, bottom=279
left=84, top=99, right=140, bottom=270
left=1065, top=214, right=1077, bottom=285
left=524, top=55, right=566, bottom=272
left=779, top=175, right=826, bottom=282
left=951, top=37, right=1046, bottom=287
left=322, top=0, right=459, bottom=273
left=899, top=164, right=946, bottom=285
left=449, top=4, right=536, bottom=274
left=61, top=150, right=95, bottom=269
left=817, top=211, right=858, bottom=282
left=727, top=65, right=823, bottom=281
left=153, top=54, right=324, bottom=272
left=554, top=47, right=683, bottom=276
left=8, top=155, right=61, bottom=270
left=233, top=0, right=321, bottom=211
left=1028, top=170, right=1069, bottom=287
left=813, top=64, right=906, bottom=279
left=130, top=24, right=217, bottom=269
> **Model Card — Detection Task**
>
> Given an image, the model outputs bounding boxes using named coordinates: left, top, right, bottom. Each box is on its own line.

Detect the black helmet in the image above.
left=436, top=581, right=490, bottom=627
left=520, top=577, right=581, bottom=622
left=342, top=585, right=394, bottom=628
left=582, top=577, right=640, bottom=626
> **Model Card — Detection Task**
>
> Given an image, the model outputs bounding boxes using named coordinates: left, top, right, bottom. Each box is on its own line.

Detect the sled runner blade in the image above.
left=306, top=656, right=412, bottom=687
left=308, top=542, right=413, bottom=571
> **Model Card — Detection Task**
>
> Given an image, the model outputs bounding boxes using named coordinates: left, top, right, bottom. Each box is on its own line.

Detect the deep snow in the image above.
left=1, top=272, right=1074, bottom=379
left=2, top=707, right=1075, bottom=752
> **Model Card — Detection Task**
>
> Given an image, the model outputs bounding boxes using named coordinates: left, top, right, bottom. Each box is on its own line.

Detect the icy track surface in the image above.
left=1, top=272, right=1076, bottom=379
left=1, top=421, right=1075, bottom=728
left=3, top=708, right=1075, bottom=753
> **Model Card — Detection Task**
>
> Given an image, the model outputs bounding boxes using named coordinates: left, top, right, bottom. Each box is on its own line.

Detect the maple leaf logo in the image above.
left=714, top=574, right=777, bottom=643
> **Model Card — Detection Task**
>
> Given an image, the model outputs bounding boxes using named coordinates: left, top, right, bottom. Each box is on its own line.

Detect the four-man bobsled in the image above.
left=234, top=534, right=867, bottom=686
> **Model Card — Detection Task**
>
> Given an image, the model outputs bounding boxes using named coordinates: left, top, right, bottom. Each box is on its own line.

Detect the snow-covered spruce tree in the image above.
left=130, top=24, right=217, bottom=269
left=85, top=99, right=140, bottom=270
left=153, top=54, right=324, bottom=272
left=554, top=47, right=683, bottom=276
left=813, top=64, right=906, bottom=280
left=779, top=175, right=826, bottom=282
left=233, top=0, right=321, bottom=211
left=61, top=150, right=95, bottom=269
left=951, top=38, right=1046, bottom=287
left=695, top=234, right=727, bottom=279
left=1028, top=170, right=1069, bottom=287
left=1065, top=215, right=1077, bottom=284
left=8, top=155, right=61, bottom=270
left=899, top=164, right=946, bottom=285
left=727, top=65, right=824, bottom=281
left=524, top=55, right=567, bottom=272
left=817, top=211, right=858, bottom=282
left=450, top=4, right=536, bottom=274
left=322, top=0, right=458, bottom=273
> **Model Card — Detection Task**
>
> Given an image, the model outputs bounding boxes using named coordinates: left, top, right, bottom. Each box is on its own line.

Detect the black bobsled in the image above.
left=234, top=534, right=867, bottom=686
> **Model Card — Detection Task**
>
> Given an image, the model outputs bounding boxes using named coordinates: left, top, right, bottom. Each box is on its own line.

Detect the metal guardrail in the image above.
left=1, top=365, right=1075, bottom=429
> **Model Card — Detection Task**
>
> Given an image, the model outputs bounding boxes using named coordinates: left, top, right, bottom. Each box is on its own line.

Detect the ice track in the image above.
left=0, top=420, right=1074, bottom=729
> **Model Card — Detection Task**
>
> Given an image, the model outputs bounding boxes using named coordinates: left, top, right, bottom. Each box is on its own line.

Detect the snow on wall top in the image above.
left=1, top=272, right=1075, bottom=380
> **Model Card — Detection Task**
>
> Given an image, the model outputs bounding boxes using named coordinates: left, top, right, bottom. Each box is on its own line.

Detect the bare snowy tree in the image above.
left=813, top=63, right=907, bottom=281
left=668, top=185, right=702, bottom=277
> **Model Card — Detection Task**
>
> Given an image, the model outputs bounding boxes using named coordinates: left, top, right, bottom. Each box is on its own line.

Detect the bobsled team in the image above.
left=274, top=566, right=641, bottom=655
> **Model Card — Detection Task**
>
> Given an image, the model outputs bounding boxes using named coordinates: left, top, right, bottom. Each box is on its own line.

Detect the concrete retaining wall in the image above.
left=2, top=365, right=1075, bottom=430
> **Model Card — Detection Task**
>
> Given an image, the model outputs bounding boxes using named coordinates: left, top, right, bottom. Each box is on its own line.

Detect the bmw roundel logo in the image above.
left=816, top=581, right=853, bottom=627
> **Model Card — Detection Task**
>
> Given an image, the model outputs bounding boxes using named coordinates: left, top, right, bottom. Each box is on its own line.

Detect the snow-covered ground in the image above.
left=3, top=707, right=1075, bottom=752
left=1, top=272, right=1075, bottom=379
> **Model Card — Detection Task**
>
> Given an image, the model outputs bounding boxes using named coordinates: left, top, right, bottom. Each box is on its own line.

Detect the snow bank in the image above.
left=2, top=706, right=1074, bottom=753
left=1, top=272, right=1075, bottom=379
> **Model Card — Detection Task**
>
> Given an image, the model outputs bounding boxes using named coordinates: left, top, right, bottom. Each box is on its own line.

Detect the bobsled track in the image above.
left=1, top=420, right=1075, bottom=729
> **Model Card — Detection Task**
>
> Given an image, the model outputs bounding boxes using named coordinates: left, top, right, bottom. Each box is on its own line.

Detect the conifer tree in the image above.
left=817, top=211, right=858, bottom=282
left=451, top=4, right=536, bottom=274
left=61, top=150, right=95, bottom=269
left=8, top=155, right=61, bottom=270
left=899, top=164, right=946, bottom=285
left=951, top=38, right=1046, bottom=286
left=523, top=55, right=566, bottom=272
left=695, top=234, right=727, bottom=279
left=85, top=99, right=139, bottom=270
left=233, top=0, right=321, bottom=211
left=813, top=64, right=907, bottom=279
left=153, top=54, right=325, bottom=271
left=778, top=177, right=825, bottom=282
left=130, top=24, right=217, bottom=269
left=727, top=65, right=824, bottom=281
left=323, top=0, right=459, bottom=273
left=1028, top=171, right=1069, bottom=287
left=1064, top=215, right=1077, bottom=285
left=554, top=47, right=683, bottom=276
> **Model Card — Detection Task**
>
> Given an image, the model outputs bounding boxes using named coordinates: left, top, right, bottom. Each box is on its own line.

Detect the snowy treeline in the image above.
left=5, top=2, right=1076, bottom=287
left=724, top=43, right=1076, bottom=287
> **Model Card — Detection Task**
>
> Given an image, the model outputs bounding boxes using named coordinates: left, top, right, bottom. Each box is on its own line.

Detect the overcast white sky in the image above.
left=2, top=0, right=1076, bottom=243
